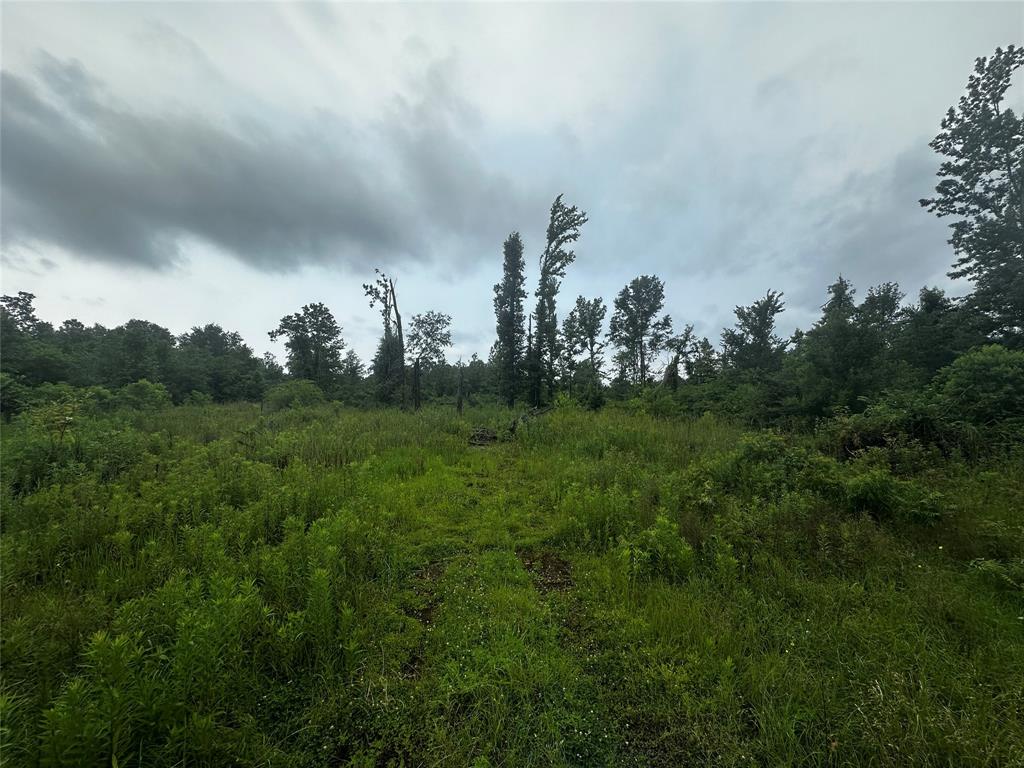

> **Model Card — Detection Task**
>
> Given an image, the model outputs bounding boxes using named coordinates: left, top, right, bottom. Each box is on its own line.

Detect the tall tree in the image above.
left=785, top=278, right=898, bottom=416
left=268, top=303, right=346, bottom=390
left=893, top=287, right=983, bottom=379
left=685, top=337, right=720, bottom=384
left=608, top=275, right=673, bottom=385
left=1, top=292, right=70, bottom=385
left=407, top=311, right=452, bottom=409
left=106, top=320, right=176, bottom=388
left=562, top=296, right=607, bottom=375
left=663, top=324, right=695, bottom=391
left=340, top=350, right=364, bottom=384
left=493, top=232, right=528, bottom=407
left=1, top=292, right=42, bottom=333
left=364, top=269, right=406, bottom=404
left=177, top=324, right=265, bottom=402
left=720, top=290, right=788, bottom=372
left=921, top=45, right=1024, bottom=346
left=529, top=195, right=588, bottom=405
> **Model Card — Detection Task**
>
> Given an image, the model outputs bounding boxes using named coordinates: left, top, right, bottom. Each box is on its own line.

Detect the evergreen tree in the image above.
left=921, top=45, right=1024, bottom=346
left=493, top=232, right=527, bottom=407
left=685, top=337, right=720, bottom=384
left=893, top=287, right=984, bottom=379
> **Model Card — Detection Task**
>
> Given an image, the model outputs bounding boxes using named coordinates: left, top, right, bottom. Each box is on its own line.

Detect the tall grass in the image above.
left=1, top=403, right=1020, bottom=766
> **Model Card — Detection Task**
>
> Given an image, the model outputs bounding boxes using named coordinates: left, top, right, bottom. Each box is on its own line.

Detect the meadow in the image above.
left=1, top=402, right=1022, bottom=767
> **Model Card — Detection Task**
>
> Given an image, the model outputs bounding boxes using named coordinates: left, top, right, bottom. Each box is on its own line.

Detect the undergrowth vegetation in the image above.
left=1, top=403, right=1022, bottom=766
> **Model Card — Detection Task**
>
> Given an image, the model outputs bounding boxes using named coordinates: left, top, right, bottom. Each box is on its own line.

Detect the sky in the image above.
left=2, top=1, right=1022, bottom=366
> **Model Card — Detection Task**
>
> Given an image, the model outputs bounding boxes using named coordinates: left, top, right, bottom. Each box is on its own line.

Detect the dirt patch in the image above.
left=517, top=549, right=574, bottom=593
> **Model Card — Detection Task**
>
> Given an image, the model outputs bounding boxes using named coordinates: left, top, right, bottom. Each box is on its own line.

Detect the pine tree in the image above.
left=921, top=45, right=1024, bottom=346
left=493, top=232, right=527, bottom=407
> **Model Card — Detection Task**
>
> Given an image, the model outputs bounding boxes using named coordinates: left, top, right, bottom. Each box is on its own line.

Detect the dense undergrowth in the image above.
left=1, top=403, right=1022, bottom=766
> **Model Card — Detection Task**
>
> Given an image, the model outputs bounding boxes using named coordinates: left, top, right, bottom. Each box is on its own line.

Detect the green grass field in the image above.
left=2, top=404, right=1022, bottom=766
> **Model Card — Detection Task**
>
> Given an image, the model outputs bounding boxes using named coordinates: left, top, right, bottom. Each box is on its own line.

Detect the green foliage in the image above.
left=620, top=516, right=695, bottom=583
left=934, top=344, right=1024, bottom=426
left=268, top=303, right=347, bottom=390
left=608, top=275, right=673, bottom=385
left=921, top=45, right=1024, bottom=344
left=720, top=289, right=787, bottom=373
left=493, top=232, right=528, bottom=407
left=263, top=379, right=325, bottom=412
left=530, top=195, right=588, bottom=405
left=116, top=379, right=172, bottom=410
left=0, top=403, right=1021, bottom=766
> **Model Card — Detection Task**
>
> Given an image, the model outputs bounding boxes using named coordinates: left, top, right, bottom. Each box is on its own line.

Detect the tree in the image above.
left=1, top=291, right=42, bottom=333
left=493, top=232, right=528, bottom=407
left=608, top=275, right=673, bottom=385
left=720, top=290, right=787, bottom=372
left=261, top=353, right=287, bottom=386
left=176, top=324, right=266, bottom=402
left=562, top=296, right=607, bottom=374
left=268, top=303, right=346, bottom=391
left=663, top=324, right=695, bottom=391
left=340, top=350, right=364, bottom=384
left=105, top=320, right=176, bottom=388
left=407, top=311, right=452, bottom=409
left=685, top=337, right=720, bottom=384
left=1, top=292, right=70, bottom=385
left=934, top=344, right=1024, bottom=425
left=364, top=269, right=406, bottom=404
left=529, top=195, right=588, bottom=405
left=921, top=45, right=1024, bottom=346
left=893, top=287, right=983, bottom=379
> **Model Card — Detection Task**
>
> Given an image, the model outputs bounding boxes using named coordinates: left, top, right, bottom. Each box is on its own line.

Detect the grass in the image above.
left=1, top=403, right=1021, bottom=766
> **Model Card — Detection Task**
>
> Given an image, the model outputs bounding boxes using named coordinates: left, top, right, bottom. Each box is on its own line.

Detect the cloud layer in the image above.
left=2, top=52, right=536, bottom=272
left=1, top=2, right=1020, bottom=361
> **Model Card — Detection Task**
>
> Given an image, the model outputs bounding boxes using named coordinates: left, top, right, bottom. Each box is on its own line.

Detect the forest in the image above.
left=0, top=45, right=1022, bottom=767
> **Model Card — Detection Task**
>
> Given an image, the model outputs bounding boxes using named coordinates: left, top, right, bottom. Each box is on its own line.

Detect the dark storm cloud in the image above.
left=787, top=145, right=951, bottom=308
left=0, top=53, right=533, bottom=272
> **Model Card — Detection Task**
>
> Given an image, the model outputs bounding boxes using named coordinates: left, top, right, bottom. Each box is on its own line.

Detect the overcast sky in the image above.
left=2, top=2, right=1022, bottom=364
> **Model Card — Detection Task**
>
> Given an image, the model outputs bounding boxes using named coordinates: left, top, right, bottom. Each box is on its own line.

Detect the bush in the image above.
left=619, top=515, right=695, bottom=582
left=263, top=380, right=325, bottom=412
left=117, top=379, right=172, bottom=410
left=1, top=373, right=31, bottom=421
left=184, top=390, right=214, bottom=406
left=934, top=345, right=1024, bottom=426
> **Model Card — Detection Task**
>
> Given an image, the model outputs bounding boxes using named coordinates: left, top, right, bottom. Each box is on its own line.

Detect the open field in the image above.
left=1, top=404, right=1023, bottom=766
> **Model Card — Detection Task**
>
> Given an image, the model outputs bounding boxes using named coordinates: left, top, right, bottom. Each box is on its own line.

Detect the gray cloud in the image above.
left=1, top=51, right=534, bottom=273
left=787, top=145, right=951, bottom=309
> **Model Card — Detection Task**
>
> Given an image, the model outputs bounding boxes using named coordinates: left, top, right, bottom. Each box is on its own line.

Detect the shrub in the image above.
left=0, top=371, right=31, bottom=421
left=263, top=380, right=325, bottom=412
left=619, top=515, right=695, bottom=582
left=184, top=390, right=214, bottom=406
left=116, top=379, right=172, bottom=410
left=934, top=345, right=1024, bottom=427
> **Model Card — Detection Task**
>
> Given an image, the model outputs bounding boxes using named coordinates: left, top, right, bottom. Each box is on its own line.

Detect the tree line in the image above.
left=1, top=46, right=1021, bottom=425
